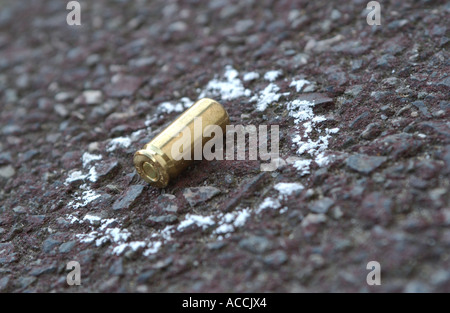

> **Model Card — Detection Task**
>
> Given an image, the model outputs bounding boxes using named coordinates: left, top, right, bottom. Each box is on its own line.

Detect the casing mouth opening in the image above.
left=133, top=148, right=170, bottom=188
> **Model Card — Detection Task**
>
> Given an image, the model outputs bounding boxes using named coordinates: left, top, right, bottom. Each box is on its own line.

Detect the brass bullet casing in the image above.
left=134, top=98, right=230, bottom=188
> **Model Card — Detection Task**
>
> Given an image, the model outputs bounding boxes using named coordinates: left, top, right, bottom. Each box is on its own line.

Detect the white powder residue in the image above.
left=290, top=79, right=311, bottom=92
left=257, top=197, right=281, bottom=213
left=113, top=241, right=146, bottom=255
left=222, top=212, right=235, bottom=224
left=68, top=142, right=138, bottom=256
left=243, top=72, right=260, bottom=81
left=143, top=241, right=162, bottom=256
left=65, top=164, right=98, bottom=185
left=82, top=152, right=102, bottom=168
left=292, top=127, right=339, bottom=167
left=158, top=97, right=193, bottom=114
left=129, top=241, right=147, bottom=251
left=292, top=159, right=312, bottom=176
left=112, top=244, right=129, bottom=255
left=83, top=214, right=102, bottom=224
left=107, top=137, right=131, bottom=152
left=145, top=116, right=158, bottom=127
left=75, top=216, right=137, bottom=253
left=69, top=187, right=101, bottom=210
left=264, top=70, right=282, bottom=82
left=328, top=127, right=340, bottom=134
left=76, top=232, right=98, bottom=244
left=274, top=182, right=304, bottom=199
left=233, top=209, right=251, bottom=227
left=283, top=98, right=340, bottom=172
left=213, top=208, right=250, bottom=235
left=179, top=97, right=194, bottom=109
left=82, top=90, right=102, bottom=105
left=99, top=218, right=117, bottom=231
left=74, top=208, right=172, bottom=257
left=177, top=214, right=215, bottom=231
left=160, top=225, right=174, bottom=241
left=95, top=236, right=109, bottom=247
left=250, top=83, right=289, bottom=111
left=315, top=152, right=331, bottom=167
left=159, top=101, right=184, bottom=114
left=66, top=214, right=81, bottom=224
left=214, top=223, right=234, bottom=234
left=199, top=65, right=251, bottom=100
left=272, top=96, right=328, bottom=170
left=254, top=183, right=304, bottom=213
left=312, top=115, right=327, bottom=123
left=86, top=166, right=99, bottom=182
left=158, top=97, right=194, bottom=114
left=69, top=192, right=96, bottom=209
left=130, top=129, right=145, bottom=141
left=104, top=227, right=131, bottom=243
left=286, top=99, right=315, bottom=124
left=293, top=135, right=326, bottom=155
left=95, top=227, right=131, bottom=247
left=65, top=171, right=87, bottom=184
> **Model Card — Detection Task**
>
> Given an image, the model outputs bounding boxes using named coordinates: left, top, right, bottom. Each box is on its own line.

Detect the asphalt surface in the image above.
left=0, top=0, right=449, bottom=292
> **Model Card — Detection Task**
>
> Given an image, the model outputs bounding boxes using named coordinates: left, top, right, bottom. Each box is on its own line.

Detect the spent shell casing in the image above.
left=133, top=98, right=230, bottom=188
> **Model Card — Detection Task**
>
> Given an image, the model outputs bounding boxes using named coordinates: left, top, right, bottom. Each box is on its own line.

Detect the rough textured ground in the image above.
left=0, top=0, right=449, bottom=292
